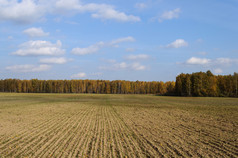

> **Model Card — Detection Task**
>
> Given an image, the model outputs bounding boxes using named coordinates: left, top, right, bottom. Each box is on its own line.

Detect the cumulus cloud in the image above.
left=131, top=62, right=146, bottom=70
left=23, top=27, right=49, bottom=37
left=0, top=0, right=45, bottom=24
left=182, top=57, right=238, bottom=67
left=165, top=39, right=188, bottom=48
left=215, top=58, right=233, bottom=65
left=64, top=1, right=141, bottom=22
left=6, top=64, right=51, bottom=72
left=125, top=54, right=149, bottom=60
left=87, top=4, right=140, bottom=22
left=39, top=57, right=69, bottom=64
left=71, top=72, right=86, bottom=78
left=12, top=40, right=65, bottom=56
left=55, top=0, right=81, bottom=11
left=110, top=36, right=135, bottom=45
left=59, top=1, right=141, bottom=22
left=114, top=62, right=128, bottom=69
left=72, top=37, right=135, bottom=55
left=100, top=61, right=146, bottom=71
left=72, top=42, right=104, bottom=55
left=159, top=8, right=181, bottom=22
left=0, top=0, right=140, bottom=23
left=186, top=57, right=211, bottom=65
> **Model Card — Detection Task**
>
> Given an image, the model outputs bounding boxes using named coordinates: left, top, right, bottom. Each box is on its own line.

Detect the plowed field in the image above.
left=0, top=93, right=237, bottom=157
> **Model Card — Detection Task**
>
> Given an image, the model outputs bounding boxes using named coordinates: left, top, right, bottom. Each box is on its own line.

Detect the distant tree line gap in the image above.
left=0, top=71, right=237, bottom=97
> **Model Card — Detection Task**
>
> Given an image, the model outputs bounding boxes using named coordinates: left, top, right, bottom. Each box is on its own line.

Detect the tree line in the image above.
left=0, top=79, right=175, bottom=95
left=175, top=71, right=238, bottom=97
left=0, top=71, right=237, bottom=97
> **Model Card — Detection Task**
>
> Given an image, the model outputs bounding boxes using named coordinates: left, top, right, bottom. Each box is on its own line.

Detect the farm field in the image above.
left=0, top=93, right=237, bottom=157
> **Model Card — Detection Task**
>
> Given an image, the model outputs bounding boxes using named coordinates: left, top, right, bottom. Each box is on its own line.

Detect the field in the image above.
left=0, top=93, right=237, bottom=157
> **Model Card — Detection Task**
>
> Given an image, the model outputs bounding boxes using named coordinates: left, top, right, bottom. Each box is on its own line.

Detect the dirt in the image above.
left=0, top=93, right=237, bottom=157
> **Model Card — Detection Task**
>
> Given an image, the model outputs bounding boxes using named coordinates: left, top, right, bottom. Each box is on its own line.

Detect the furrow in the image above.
left=29, top=108, right=89, bottom=157
left=11, top=111, right=81, bottom=157
left=35, top=105, right=93, bottom=157
left=0, top=112, right=69, bottom=156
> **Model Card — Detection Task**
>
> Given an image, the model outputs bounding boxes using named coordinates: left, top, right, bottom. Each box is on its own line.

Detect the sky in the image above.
left=0, top=0, right=238, bottom=81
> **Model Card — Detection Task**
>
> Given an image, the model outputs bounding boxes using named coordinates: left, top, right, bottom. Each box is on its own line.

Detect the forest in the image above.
left=175, top=71, right=238, bottom=97
left=0, top=78, right=175, bottom=95
left=0, top=71, right=237, bottom=97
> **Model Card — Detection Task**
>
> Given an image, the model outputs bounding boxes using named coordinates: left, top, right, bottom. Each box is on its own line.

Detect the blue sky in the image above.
left=0, top=0, right=238, bottom=81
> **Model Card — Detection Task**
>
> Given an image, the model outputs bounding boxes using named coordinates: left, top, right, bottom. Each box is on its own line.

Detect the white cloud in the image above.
left=165, top=39, right=188, bottom=48
left=125, top=54, right=149, bottom=60
left=12, top=40, right=65, bottom=56
left=214, top=68, right=223, bottom=74
left=87, top=4, right=141, bottom=22
left=55, top=0, right=81, bottom=11
left=115, top=62, right=128, bottom=69
left=6, top=64, right=51, bottom=72
left=100, top=61, right=146, bottom=71
left=181, top=57, right=238, bottom=72
left=72, top=37, right=135, bottom=55
left=23, top=27, right=49, bottom=37
left=110, top=36, right=135, bottom=45
left=39, top=57, right=69, bottom=64
left=186, top=57, right=211, bottom=65
left=131, top=62, right=146, bottom=70
left=159, top=8, right=181, bottom=22
left=55, top=1, right=140, bottom=22
left=0, top=0, right=45, bottom=24
left=182, top=57, right=238, bottom=66
left=55, top=1, right=141, bottom=22
left=135, top=3, right=147, bottom=9
left=215, top=58, right=233, bottom=65
left=0, top=0, right=140, bottom=23
left=71, top=72, right=86, bottom=78
left=72, top=42, right=104, bottom=55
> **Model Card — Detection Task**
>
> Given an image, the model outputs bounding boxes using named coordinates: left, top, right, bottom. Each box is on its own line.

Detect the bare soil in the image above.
left=0, top=93, right=237, bottom=157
